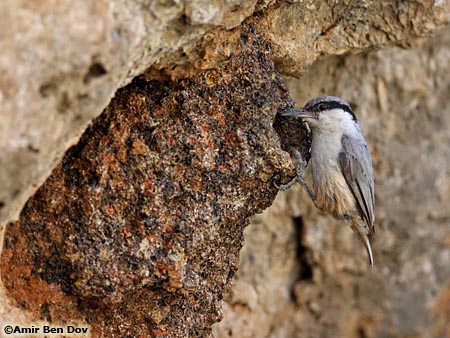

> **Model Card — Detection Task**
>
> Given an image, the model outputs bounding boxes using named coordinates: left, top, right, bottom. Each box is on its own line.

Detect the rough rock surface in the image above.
left=0, top=31, right=294, bottom=337
left=1, top=0, right=450, bottom=337
left=214, top=27, right=450, bottom=338
left=264, top=0, right=450, bottom=76
left=0, top=0, right=266, bottom=223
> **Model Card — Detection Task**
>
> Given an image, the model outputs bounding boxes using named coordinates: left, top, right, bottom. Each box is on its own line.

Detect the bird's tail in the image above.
left=351, top=221, right=374, bottom=266
left=362, top=234, right=374, bottom=266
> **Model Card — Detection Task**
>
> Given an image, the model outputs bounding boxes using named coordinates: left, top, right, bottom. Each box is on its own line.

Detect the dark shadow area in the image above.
left=293, top=216, right=313, bottom=281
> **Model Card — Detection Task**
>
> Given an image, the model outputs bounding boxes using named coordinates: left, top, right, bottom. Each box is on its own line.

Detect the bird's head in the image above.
left=283, top=96, right=358, bottom=133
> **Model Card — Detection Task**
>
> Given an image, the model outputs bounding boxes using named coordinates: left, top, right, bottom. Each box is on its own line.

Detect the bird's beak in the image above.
left=281, top=108, right=318, bottom=120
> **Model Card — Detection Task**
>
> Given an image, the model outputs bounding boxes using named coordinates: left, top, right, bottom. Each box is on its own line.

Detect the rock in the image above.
left=0, top=30, right=294, bottom=337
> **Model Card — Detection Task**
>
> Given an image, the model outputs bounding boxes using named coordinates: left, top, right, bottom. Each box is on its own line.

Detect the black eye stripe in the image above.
left=311, top=102, right=357, bottom=122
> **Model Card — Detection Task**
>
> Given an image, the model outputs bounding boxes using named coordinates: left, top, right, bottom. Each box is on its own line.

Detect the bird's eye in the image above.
left=317, top=103, right=326, bottom=111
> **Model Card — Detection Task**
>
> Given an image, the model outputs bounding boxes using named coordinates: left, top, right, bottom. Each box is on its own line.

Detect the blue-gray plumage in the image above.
left=277, top=96, right=375, bottom=265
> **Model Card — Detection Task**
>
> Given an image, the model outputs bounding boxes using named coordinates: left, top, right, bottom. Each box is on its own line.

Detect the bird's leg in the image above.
left=275, top=149, right=316, bottom=202
left=292, top=151, right=316, bottom=201
left=296, top=171, right=316, bottom=201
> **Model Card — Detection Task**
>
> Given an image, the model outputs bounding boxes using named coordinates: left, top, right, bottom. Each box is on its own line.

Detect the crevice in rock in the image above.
left=293, top=216, right=313, bottom=282
left=83, top=62, right=108, bottom=84
left=357, top=326, right=368, bottom=338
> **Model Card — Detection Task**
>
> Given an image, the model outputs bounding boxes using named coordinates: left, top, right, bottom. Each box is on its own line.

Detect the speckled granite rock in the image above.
left=1, top=31, right=295, bottom=337
left=0, top=0, right=267, bottom=223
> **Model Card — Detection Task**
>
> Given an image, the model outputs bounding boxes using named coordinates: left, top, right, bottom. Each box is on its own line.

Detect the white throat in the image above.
left=314, top=108, right=359, bottom=136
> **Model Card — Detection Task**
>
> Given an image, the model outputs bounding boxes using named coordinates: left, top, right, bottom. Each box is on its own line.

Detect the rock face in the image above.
left=1, top=31, right=294, bottom=337
left=0, top=0, right=266, bottom=222
left=1, top=0, right=450, bottom=337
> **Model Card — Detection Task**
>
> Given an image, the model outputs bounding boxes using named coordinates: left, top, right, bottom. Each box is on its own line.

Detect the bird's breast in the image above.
left=311, top=134, right=356, bottom=218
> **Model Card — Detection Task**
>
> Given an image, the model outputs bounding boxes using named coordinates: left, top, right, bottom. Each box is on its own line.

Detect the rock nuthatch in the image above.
left=277, top=96, right=375, bottom=265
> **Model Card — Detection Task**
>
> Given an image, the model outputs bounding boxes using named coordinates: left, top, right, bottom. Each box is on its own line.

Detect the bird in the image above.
left=276, top=96, right=375, bottom=266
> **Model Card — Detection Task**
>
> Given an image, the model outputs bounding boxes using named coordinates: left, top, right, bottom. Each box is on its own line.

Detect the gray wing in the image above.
left=338, top=134, right=375, bottom=235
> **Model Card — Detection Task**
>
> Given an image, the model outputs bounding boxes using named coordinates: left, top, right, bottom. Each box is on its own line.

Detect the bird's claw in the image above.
left=274, top=149, right=311, bottom=192
left=274, top=176, right=297, bottom=191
